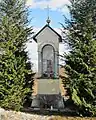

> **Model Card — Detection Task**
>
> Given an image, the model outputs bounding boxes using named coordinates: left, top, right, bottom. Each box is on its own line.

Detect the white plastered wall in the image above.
left=36, top=26, right=59, bottom=77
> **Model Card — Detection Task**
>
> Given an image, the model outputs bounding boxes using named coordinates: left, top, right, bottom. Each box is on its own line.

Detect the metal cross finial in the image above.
left=46, top=5, right=51, bottom=25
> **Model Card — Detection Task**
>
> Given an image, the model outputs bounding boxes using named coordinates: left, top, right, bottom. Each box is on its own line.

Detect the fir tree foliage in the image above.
left=62, top=0, right=96, bottom=116
left=0, top=0, right=34, bottom=111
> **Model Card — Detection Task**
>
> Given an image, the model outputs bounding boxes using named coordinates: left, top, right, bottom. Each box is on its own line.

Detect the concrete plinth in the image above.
left=37, top=79, right=60, bottom=94
left=31, top=94, right=64, bottom=109
left=31, top=79, right=65, bottom=109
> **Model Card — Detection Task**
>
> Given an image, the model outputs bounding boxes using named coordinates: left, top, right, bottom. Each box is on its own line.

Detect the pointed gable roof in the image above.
left=33, top=24, right=62, bottom=42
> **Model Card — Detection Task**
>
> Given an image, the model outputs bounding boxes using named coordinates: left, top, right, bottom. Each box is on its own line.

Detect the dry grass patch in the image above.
left=49, top=116, right=96, bottom=120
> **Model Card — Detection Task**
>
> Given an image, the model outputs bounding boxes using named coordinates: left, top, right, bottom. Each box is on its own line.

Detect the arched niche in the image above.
left=38, top=42, right=58, bottom=52
left=41, top=44, right=55, bottom=78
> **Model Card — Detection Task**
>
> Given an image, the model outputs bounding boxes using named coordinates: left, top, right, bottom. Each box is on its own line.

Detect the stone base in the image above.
left=31, top=95, right=40, bottom=108
left=31, top=94, right=64, bottom=110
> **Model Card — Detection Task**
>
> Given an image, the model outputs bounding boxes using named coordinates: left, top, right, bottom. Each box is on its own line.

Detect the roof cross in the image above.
left=46, top=5, right=51, bottom=25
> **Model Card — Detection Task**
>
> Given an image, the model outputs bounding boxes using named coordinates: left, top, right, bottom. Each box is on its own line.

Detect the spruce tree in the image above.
left=0, top=0, right=34, bottom=111
left=62, top=0, right=96, bottom=116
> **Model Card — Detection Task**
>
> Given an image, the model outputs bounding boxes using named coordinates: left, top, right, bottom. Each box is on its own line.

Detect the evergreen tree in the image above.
left=62, top=0, right=96, bottom=116
left=0, top=0, right=34, bottom=111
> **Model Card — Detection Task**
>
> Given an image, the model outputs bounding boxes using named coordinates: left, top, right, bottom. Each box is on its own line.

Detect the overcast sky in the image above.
left=25, top=0, right=70, bottom=71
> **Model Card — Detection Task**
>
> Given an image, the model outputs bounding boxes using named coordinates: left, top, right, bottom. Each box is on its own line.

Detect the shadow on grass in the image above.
left=22, top=99, right=94, bottom=117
